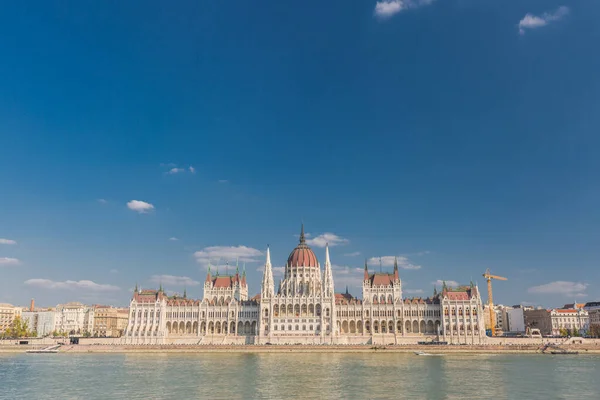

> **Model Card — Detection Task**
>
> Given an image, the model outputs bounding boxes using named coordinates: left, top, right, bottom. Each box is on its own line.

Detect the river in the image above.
left=1, top=352, right=599, bottom=399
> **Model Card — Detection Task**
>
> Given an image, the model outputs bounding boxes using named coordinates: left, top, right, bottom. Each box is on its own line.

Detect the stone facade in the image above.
left=55, top=302, right=94, bottom=335
left=93, top=306, right=129, bottom=337
left=0, top=303, right=21, bottom=334
left=123, top=226, right=486, bottom=345
left=21, top=310, right=58, bottom=337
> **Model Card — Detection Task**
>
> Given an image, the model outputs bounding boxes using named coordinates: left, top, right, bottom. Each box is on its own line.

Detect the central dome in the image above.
left=287, top=224, right=319, bottom=267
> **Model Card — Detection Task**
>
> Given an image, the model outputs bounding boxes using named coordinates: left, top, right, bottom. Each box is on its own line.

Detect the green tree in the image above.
left=559, top=328, right=568, bottom=337
left=2, top=317, right=31, bottom=338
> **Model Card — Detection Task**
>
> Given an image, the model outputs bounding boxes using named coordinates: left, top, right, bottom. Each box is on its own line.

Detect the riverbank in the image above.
left=2, top=344, right=600, bottom=354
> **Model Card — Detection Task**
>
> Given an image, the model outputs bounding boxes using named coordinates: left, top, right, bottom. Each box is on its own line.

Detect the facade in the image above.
left=93, top=306, right=129, bottom=337
left=506, top=307, right=526, bottom=333
left=20, top=310, right=58, bottom=337
left=124, top=226, right=486, bottom=345
left=550, top=308, right=589, bottom=336
left=0, top=303, right=21, bottom=334
left=55, top=303, right=94, bottom=335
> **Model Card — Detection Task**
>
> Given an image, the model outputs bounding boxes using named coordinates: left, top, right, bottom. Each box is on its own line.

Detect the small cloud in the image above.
left=150, top=275, right=200, bottom=287
left=194, top=245, right=263, bottom=267
left=24, top=278, right=120, bottom=292
left=306, top=233, right=349, bottom=248
left=374, top=0, right=435, bottom=19
left=432, top=279, right=459, bottom=288
left=367, top=256, right=421, bottom=270
left=0, top=257, right=20, bottom=266
left=189, top=166, right=196, bottom=174
left=97, top=199, right=108, bottom=204
left=0, top=238, right=17, bottom=245
left=127, top=200, right=155, bottom=214
left=167, top=167, right=185, bottom=175
left=405, top=289, right=424, bottom=295
left=343, top=252, right=361, bottom=257
left=528, top=281, right=588, bottom=297
left=109, top=269, right=119, bottom=274
left=332, top=264, right=365, bottom=289
left=413, top=250, right=430, bottom=256
left=518, top=6, right=569, bottom=35
left=169, top=237, right=179, bottom=241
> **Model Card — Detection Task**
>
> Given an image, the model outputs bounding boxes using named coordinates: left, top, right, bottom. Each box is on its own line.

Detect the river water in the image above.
left=1, top=352, right=599, bottom=399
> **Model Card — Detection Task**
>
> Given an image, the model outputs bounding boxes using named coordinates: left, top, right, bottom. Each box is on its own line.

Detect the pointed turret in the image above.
left=262, top=245, right=274, bottom=298
left=183, top=287, right=187, bottom=298
left=364, top=260, right=369, bottom=281
left=393, top=256, right=399, bottom=280
left=205, top=263, right=212, bottom=283
left=242, top=262, right=247, bottom=286
left=322, top=243, right=334, bottom=297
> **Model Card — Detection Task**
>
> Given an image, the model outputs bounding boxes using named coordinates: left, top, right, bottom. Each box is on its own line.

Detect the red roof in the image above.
left=370, top=273, right=394, bottom=286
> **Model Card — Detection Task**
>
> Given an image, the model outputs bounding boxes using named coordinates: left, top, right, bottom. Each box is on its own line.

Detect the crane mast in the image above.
left=482, top=268, right=507, bottom=337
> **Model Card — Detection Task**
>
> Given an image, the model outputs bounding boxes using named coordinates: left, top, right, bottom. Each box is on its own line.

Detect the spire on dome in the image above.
left=345, top=285, right=349, bottom=295
left=134, top=282, right=138, bottom=292
left=159, top=281, right=163, bottom=292
left=299, top=223, right=306, bottom=244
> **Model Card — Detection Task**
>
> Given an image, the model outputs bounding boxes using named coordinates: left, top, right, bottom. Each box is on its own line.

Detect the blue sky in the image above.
left=1, top=0, right=599, bottom=308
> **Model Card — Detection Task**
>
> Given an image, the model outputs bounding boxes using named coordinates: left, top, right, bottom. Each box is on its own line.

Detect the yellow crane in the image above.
left=482, top=268, right=507, bottom=337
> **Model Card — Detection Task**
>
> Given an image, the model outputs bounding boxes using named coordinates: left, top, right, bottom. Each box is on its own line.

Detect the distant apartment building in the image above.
left=0, top=303, right=22, bottom=334
left=506, top=307, right=526, bottom=333
left=21, top=310, right=58, bottom=337
left=550, top=308, right=589, bottom=336
left=588, top=309, right=600, bottom=327
left=55, top=303, right=94, bottom=335
left=93, top=306, right=129, bottom=337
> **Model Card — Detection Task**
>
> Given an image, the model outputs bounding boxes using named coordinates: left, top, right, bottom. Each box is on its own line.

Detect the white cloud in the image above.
left=127, top=200, right=155, bottom=213
left=194, top=245, right=263, bottom=267
left=150, top=275, right=200, bottom=287
left=306, top=233, right=349, bottom=248
left=528, top=281, right=588, bottom=297
left=189, top=166, right=196, bottom=174
left=169, top=237, right=179, bottom=241
left=367, top=256, right=421, bottom=270
left=432, top=280, right=459, bottom=288
left=167, top=167, right=185, bottom=174
left=405, top=289, right=424, bottom=294
left=374, top=0, right=435, bottom=19
left=343, top=251, right=361, bottom=257
left=0, top=238, right=17, bottom=245
left=24, top=279, right=120, bottom=292
left=0, top=257, right=20, bottom=266
left=97, top=198, right=108, bottom=204
left=518, top=6, right=569, bottom=35
left=332, top=264, right=365, bottom=289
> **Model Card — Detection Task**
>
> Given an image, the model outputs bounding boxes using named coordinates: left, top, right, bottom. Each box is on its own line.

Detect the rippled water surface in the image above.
left=1, top=352, right=599, bottom=399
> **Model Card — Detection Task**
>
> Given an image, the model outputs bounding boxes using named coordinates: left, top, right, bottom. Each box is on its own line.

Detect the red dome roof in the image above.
left=287, top=225, right=319, bottom=267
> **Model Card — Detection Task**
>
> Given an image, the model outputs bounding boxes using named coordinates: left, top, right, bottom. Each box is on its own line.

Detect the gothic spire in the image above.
left=393, top=256, right=399, bottom=280
left=299, top=223, right=306, bottom=244
left=183, top=287, right=187, bottom=298
left=262, top=245, right=274, bottom=298
left=364, top=259, right=369, bottom=281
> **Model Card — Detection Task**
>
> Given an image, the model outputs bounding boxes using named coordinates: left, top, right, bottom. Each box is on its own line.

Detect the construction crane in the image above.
left=482, top=268, right=507, bottom=337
